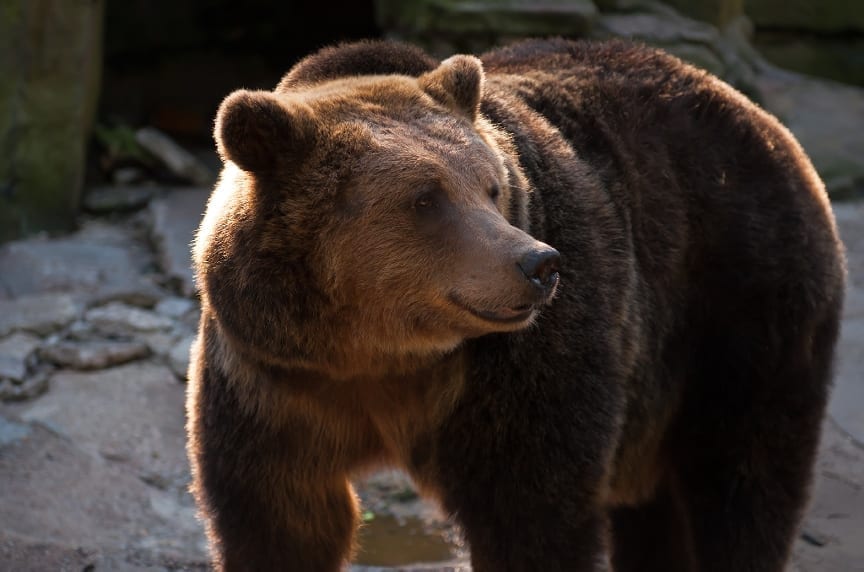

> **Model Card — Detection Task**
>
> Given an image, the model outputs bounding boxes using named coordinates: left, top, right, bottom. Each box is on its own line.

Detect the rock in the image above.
left=755, top=32, right=864, bottom=89
left=0, top=368, right=50, bottom=402
left=139, top=331, right=182, bottom=358
left=756, top=70, right=864, bottom=196
left=791, top=419, right=864, bottom=571
left=136, top=127, right=216, bottom=186
left=662, top=42, right=725, bottom=76
left=38, top=340, right=150, bottom=370
left=112, top=165, right=145, bottom=185
left=833, top=202, right=864, bottom=289
left=168, top=335, right=196, bottom=380
left=85, top=302, right=175, bottom=336
left=154, top=296, right=196, bottom=320
left=747, top=0, right=864, bottom=33
left=0, top=0, right=103, bottom=242
left=831, top=316, right=864, bottom=445
left=179, top=305, right=202, bottom=331
left=83, top=185, right=155, bottom=213
left=436, top=0, right=599, bottom=36
left=595, top=9, right=720, bottom=46
left=0, top=294, right=80, bottom=337
left=19, top=362, right=188, bottom=480
left=377, top=0, right=598, bottom=40
left=0, top=422, right=207, bottom=567
left=828, top=202, right=864, bottom=445
left=592, top=7, right=732, bottom=77
left=0, top=532, right=100, bottom=572
left=0, top=332, right=41, bottom=381
left=594, top=0, right=647, bottom=10
left=716, top=15, right=765, bottom=100
left=0, top=221, right=163, bottom=306
left=148, top=187, right=211, bottom=296
left=0, top=415, right=31, bottom=448
left=591, top=6, right=768, bottom=98
left=661, top=0, right=743, bottom=29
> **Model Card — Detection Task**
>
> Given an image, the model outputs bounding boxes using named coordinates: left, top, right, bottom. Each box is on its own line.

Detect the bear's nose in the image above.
left=518, top=247, right=561, bottom=290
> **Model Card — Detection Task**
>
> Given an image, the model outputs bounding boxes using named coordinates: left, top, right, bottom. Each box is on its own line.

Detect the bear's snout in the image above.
left=518, top=247, right=560, bottom=294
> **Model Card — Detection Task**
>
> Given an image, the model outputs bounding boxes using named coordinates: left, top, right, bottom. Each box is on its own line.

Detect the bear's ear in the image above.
left=214, top=89, right=316, bottom=173
left=418, top=55, right=485, bottom=122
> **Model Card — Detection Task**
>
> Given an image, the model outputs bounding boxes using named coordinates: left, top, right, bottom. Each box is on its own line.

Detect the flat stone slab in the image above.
left=83, top=185, right=155, bottom=213
left=0, top=293, right=81, bottom=337
left=0, top=421, right=207, bottom=569
left=19, top=362, right=188, bottom=479
left=829, top=202, right=864, bottom=445
left=0, top=413, right=31, bottom=447
left=148, top=187, right=211, bottom=296
left=791, top=418, right=864, bottom=571
left=85, top=302, right=175, bottom=337
left=0, top=361, right=207, bottom=569
left=0, top=220, right=162, bottom=305
left=38, top=340, right=150, bottom=370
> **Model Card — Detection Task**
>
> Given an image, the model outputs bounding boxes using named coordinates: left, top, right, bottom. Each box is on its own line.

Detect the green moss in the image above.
left=0, top=0, right=103, bottom=243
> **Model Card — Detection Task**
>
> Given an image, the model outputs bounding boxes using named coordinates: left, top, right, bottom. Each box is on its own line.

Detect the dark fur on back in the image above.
left=188, top=38, right=845, bottom=572
left=276, top=40, right=436, bottom=90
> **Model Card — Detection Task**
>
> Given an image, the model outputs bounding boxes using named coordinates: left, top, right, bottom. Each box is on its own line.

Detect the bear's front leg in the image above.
left=425, top=339, right=621, bottom=572
left=458, top=494, right=607, bottom=572
left=202, top=467, right=358, bottom=572
left=187, top=355, right=364, bottom=572
left=430, top=424, right=610, bottom=572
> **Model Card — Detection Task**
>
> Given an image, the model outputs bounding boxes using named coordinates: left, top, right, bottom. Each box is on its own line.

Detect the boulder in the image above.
left=661, top=0, right=742, bottom=28
left=754, top=33, right=864, bottom=89
left=747, top=0, right=864, bottom=33
left=376, top=0, right=598, bottom=43
left=756, top=70, right=864, bottom=196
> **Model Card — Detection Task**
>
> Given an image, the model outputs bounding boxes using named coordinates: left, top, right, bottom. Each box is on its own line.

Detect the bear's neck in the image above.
left=213, top=314, right=463, bottom=383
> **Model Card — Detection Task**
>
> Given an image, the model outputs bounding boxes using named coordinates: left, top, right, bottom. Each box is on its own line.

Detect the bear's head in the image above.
left=195, top=54, right=560, bottom=379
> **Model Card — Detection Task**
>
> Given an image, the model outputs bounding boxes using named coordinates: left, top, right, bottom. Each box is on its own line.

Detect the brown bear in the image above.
left=187, top=38, right=846, bottom=572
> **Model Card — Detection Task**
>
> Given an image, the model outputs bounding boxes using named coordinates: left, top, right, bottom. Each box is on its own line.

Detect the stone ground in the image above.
left=0, top=187, right=861, bottom=572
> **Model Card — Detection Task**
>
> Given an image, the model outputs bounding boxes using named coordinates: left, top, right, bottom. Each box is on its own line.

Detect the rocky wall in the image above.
left=747, top=0, right=864, bottom=88
left=0, top=0, right=104, bottom=242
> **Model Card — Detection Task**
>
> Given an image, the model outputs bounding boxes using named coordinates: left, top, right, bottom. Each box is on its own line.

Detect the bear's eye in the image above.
left=413, top=191, right=437, bottom=211
left=488, top=184, right=500, bottom=202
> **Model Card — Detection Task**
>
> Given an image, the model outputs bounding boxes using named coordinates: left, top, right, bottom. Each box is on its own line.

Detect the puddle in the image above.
left=354, top=514, right=458, bottom=567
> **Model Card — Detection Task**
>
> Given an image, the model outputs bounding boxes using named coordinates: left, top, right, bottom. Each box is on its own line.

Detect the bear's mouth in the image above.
left=447, top=294, right=536, bottom=324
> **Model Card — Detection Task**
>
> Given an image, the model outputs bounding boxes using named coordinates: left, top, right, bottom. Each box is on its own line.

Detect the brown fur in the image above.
left=187, top=39, right=845, bottom=571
